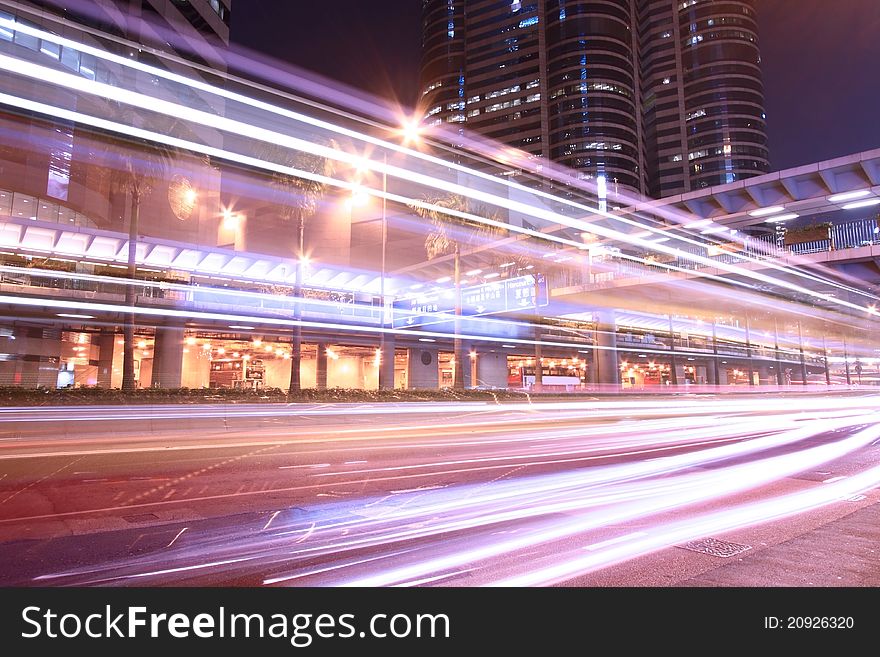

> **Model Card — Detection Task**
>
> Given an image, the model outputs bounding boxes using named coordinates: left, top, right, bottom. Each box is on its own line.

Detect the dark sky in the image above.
left=230, top=0, right=880, bottom=172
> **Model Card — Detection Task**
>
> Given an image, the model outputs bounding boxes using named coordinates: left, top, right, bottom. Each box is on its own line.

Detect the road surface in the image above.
left=1, top=393, right=879, bottom=586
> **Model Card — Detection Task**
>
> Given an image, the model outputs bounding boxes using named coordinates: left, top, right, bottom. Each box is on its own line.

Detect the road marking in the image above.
left=823, top=475, right=846, bottom=484
left=396, top=568, right=477, bottom=587
left=390, top=485, right=446, bottom=494
left=262, top=510, right=281, bottom=531
left=0, top=456, right=84, bottom=506
left=294, top=522, right=316, bottom=544
left=166, top=527, right=188, bottom=548
left=584, top=531, right=648, bottom=551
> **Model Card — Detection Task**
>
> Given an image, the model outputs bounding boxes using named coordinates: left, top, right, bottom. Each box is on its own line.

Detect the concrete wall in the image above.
left=363, top=361, right=379, bottom=389
left=327, top=357, right=364, bottom=389
left=182, top=346, right=211, bottom=388
left=263, top=357, right=291, bottom=390
left=407, top=348, right=439, bottom=389
left=476, top=352, right=508, bottom=388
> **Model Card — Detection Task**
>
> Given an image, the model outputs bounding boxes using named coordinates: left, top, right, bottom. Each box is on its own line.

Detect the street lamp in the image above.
left=379, top=120, right=423, bottom=389
left=379, top=149, right=391, bottom=390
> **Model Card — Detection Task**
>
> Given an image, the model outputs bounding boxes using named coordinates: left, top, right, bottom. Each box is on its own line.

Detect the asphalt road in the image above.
left=1, top=393, right=879, bottom=586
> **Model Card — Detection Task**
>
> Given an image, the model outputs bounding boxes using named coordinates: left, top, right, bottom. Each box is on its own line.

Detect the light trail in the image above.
left=5, top=396, right=877, bottom=587
left=325, top=419, right=880, bottom=587
left=0, top=41, right=876, bottom=313
left=492, top=460, right=880, bottom=586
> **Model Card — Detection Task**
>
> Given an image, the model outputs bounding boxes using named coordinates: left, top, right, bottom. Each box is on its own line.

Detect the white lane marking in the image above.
left=294, top=522, right=316, bottom=544
left=0, top=457, right=83, bottom=505
left=395, top=568, right=478, bottom=587
left=166, top=527, right=188, bottom=548
left=390, top=485, right=447, bottom=494
left=584, top=531, right=648, bottom=551
left=823, top=475, right=846, bottom=484
left=263, top=551, right=412, bottom=585
left=262, top=510, right=281, bottom=531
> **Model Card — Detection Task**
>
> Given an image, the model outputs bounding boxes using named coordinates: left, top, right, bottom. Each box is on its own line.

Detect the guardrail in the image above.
left=549, top=217, right=880, bottom=290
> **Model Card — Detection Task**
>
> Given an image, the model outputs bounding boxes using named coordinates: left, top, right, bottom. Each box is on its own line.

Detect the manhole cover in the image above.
left=678, top=537, right=751, bottom=558
left=122, top=513, right=160, bottom=523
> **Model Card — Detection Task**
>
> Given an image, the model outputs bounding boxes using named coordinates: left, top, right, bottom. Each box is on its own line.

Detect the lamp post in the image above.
left=378, top=120, right=423, bottom=390
left=378, top=151, right=392, bottom=390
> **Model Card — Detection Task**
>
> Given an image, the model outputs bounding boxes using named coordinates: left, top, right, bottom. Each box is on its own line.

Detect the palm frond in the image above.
left=260, top=140, right=339, bottom=223
left=411, top=194, right=508, bottom=260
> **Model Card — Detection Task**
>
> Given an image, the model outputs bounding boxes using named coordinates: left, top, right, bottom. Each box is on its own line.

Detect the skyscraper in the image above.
left=640, top=0, right=769, bottom=197
left=420, top=0, right=769, bottom=198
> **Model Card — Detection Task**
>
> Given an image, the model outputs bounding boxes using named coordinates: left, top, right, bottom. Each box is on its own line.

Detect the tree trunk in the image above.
left=121, top=192, right=139, bottom=392
left=453, top=245, right=465, bottom=390
left=533, top=273, right=543, bottom=392
left=288, top=216, right=305, bottom=395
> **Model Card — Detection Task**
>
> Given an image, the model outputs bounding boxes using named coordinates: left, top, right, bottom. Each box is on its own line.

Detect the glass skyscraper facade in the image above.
left=421, top=0, right=769, bottom=197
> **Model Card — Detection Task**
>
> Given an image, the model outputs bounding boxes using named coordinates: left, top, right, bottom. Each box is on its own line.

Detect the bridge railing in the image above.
left=565, top=217, right=880, bottom=288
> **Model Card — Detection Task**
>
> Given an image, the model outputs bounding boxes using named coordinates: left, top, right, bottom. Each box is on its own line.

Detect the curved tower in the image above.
left=640, top=0, right=769, bottom=195
left=544, top=0, right=642, bottom=192
left=420, top=0, right=770, bottom=198
left=420, top=0, right=467, bottom=136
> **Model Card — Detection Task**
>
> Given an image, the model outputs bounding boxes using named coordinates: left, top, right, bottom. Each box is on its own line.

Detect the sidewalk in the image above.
left=682, top=500, right=880, bottom=586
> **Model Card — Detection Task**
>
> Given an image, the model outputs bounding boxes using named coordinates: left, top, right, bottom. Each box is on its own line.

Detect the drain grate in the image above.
left=678, top=537, right=751, bottom=558
left=122, top=513, right=160, bottom=523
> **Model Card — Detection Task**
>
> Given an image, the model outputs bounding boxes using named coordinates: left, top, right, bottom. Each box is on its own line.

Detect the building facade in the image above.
left=420, top=0, right=769, bottom=197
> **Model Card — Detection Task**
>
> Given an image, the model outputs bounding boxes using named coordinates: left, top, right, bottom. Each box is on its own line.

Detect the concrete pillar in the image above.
left=594, top=310, right=619, bottom=387
left=379, top=334, right=395, bottom=390
left=407, top=348, right=439, bottom=389
left=459, top=343, right=474, bottom=388
left=316, top=342, right=328, bottom=390
left=667, top=315, right=678, bottom=386
left=774, top=320, right=786, bottom=385
left=476, top=352, right=508, bottom=388
left=823, top=337, right=831, bottom=386
left=152, top=327, right=184, bottom=388
left=797, top=321, right=808, bottom=385
left=708, top=322, right=719, bottom=385
left=674, top=363, right=686, bottom=384
left=96, top=331, right=117, bottom=389
left=757, top=365, right=770, bottom=386
left=533, top=335, right=543, bottom=392
left=745, top=316, right=755, bottom=387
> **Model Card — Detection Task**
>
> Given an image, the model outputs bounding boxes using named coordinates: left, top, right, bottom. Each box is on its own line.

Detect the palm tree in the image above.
left=262, top=143, right=337, bottom=394
left=412, top=195, right=507, bottom=389
left=107, top=109, right=177, bottom=392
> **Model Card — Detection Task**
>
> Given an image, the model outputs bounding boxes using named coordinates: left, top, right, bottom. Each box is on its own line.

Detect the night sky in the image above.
left=230, top=0, right=880, bottom=172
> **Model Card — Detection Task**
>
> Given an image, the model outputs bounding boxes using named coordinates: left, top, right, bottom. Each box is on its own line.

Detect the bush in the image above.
left=0, top=385, right=539, bottom=406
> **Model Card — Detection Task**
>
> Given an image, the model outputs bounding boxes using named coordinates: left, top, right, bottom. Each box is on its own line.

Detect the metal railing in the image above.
left=557, top=217, right=880, bottom=288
